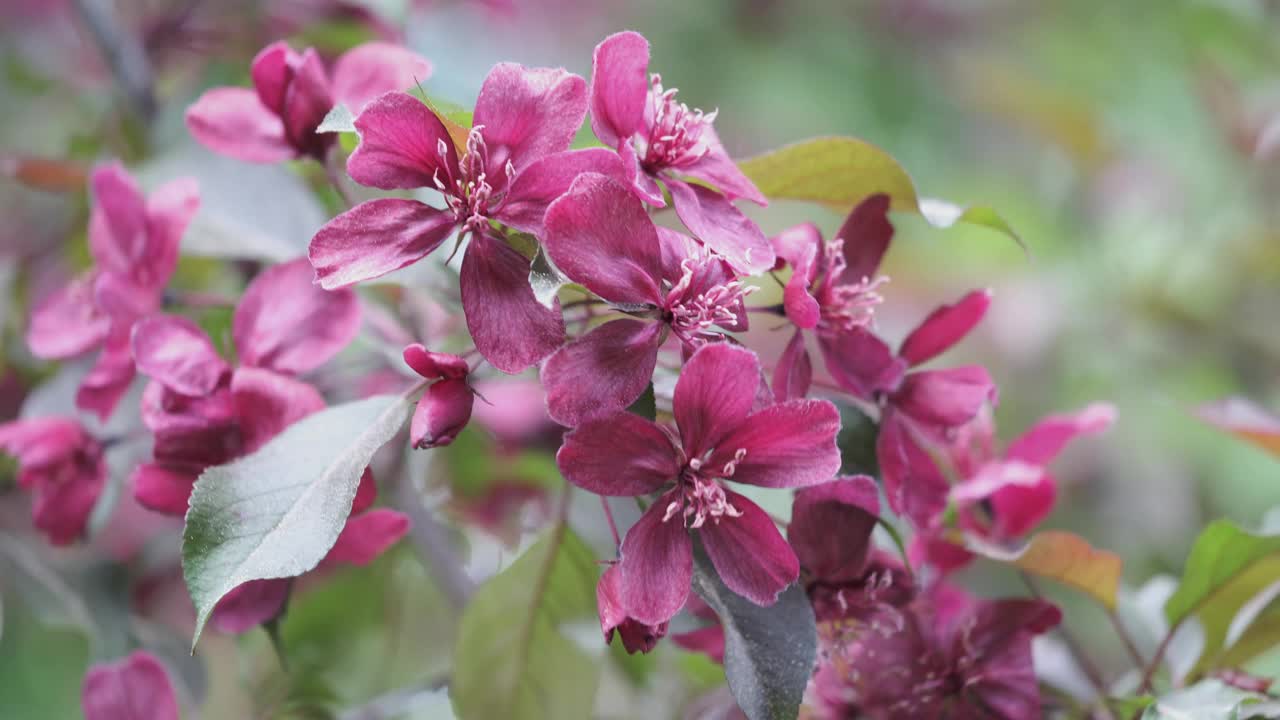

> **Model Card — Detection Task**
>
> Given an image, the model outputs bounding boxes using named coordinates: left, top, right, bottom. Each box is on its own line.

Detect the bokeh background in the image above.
left=2, top=0, right=1279, bottom=717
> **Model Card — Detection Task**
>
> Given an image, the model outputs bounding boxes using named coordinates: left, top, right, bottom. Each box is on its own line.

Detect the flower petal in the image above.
left=402, top=344, right=469, bottom=379
left=234, top=257, right=361, bottom=374
left=26, top=274, right=111, bottom=359
left=185, top=87, right=293, bottom=163
left=711, top=399, right=842, bottom=489
left=543, top=318, right=664, bottom=427
left=131, top=463, right=196, bottom=515
left=309, top=198, right=455, bottom=289
left=82, top=651, right=179, bottom=720
left=619, top=499, right=692, bottom=625
left=473, top=63, right=588, bottom=175
left=701, top=490, right=799, bottom=606
left=876, top=411, right=950, bottom=528
left=331, top=42, right=433, bottom=111
left=347, top=91, right=458, bottom=189
left=667, top=178, right=774, bottom=275
left=496, top=148, right=628, bottom=237
left=1005, top=402, right=1115, bottom=466
left=280, top=48, right=334, bottom=156
left=30, top=455, right=105, bottom=545
left=542, top=173, right=663, bottom=304
left=770, top=223, right=822, bottom=330
left=142, top=177, right=200, bottom=289
left=230, top=367, right=326, bottom=453
left=673, top=343, right=760, bottom=457
left=410, top=377, right=473, bottom=449
left=598, top=564, right=670, bottom=654
left=210, top=579, right=290, bottom=634
left=681, top=125, right=766, bottom=205
left=88, top=162, right=148, bottom=277
left=789, top=475, right=880, bottom=583
left=132, top=315, right=228, bottom=397
left=817, top=327, right=906, bottom=400
left=459, top=232, right=565, bottom=374
left=76, top=335, right=138, bottom=422
left=990, top=470, right=1057, bottom=539
left=834, top=193, right=893, bottom=284
left=324, top=508, right=409, bottom=565
left=897, top=289, right=991, bottom=367
left=556, top=411, right=679, bottom=496
left=590, top=31, right=650, bottom=147
left=250, top=41, right=294, bottom=115
left=891, top=365, right=996, bottom=430
left=772, top=329, right=812, bottom=402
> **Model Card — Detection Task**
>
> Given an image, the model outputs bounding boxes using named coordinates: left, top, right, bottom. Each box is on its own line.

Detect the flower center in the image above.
left=815, top=238, right=888, bottom=333
left=636, top=74, right=717, bottom=171
left=663, top=251, right=755, bottom=346
left=662, top=450, right=748, bottom=529
left=433, top=126, right=515, bottom=235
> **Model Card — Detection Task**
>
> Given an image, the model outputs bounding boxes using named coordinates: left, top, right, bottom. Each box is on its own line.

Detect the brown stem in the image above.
left=1138, top=619, right=1180, bottom=694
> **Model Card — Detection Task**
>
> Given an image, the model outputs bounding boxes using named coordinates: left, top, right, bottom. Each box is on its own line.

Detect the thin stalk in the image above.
left=1109, top=611, right=1148, bottom=676
left=1020, top=572, right=1115, bottom=719
left=601, top=496, right=621, bottom=548
left=1139, top=621, right=1180, bottom=693
left=324, top=146, right=357, bottom=209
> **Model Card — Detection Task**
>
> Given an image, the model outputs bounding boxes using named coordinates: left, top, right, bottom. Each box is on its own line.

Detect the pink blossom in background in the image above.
left=81, top=650, right=180, bottom=720
left=0, top=416, right=106, bottom=545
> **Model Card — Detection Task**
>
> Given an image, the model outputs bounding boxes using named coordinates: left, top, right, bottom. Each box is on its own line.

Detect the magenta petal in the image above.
left=673, top=343, right=760, bottom=457
left=310, top=199, right=455, bottom=289
left=542, top=173, right=663, bottom=304
left=817, top=327, right=906, bottom=401
left=619, top=499, right=692, bottom=625
left=710, top=399, right=841, bottom=489
left=772, top=330, right=813, bottom=402
left=280, top=48, right=334, bottom=154
left=877, top=411, right=949, bottom=528
left=990, top=470, right=1056, bottom=539
left=556, top=412, right=679, bottom=496
left=472, top=63, right=588, bottom=175
left=410, top=377, right=473, bottom=449
left=681, top=125, right=766, bottom=205
left=185, top=87, right=293, bottom=163
left=0, top=417, right=84, bottom=469
left=898, top=289, right=992, bottom=368
left=590, top=31, right=650, bottom=147
left=88, top=163, right=148, bottom=276
left=331, top=42, right=432, bottom=111
left=234, top=257, right=361, bottom=374
left=403, top=344, right=469, bottom=379
left=892, top=365, right=996, bottom=430
left=250, top=41, right=294, bottom=115
left=598, top=564, right=669, bottom=654
left=132, top=463, right=196, bottom=515
left=132, top=315, right=228, bottom=397
left=671, top=625, right=725, bottom=664
left=352, top=468, right=377, bottom=515
left=789, top=475, right=880, bottom=583
left=497, top=148, right=628, bottom=237
left=543, top=319, right=664, bottom=427
left=26, top=274, right=111, bottom=359
left=834, top=194, right=893, bottom=284
left=82, top=650, right=179, bottom=720
left=667, top=179, right=774, bottom=275
left=93, top=271, right=158, bottom=323
left=770, top=223, right=821, bottom=330
left=30, top=456, right=105, bottom=545
left=1006, top=402, right=1115, bottom=466
left=76, top=336, right=137, bottom=422
left=142, top=177, right=200, bottom=288
left=325, top=509, right=409, bottom=565
left=211, top=578, right=290, bottom=634
left=459, top=232, right=565, bottom=374
left=347, top=91, right=458, bottom=190
left=230, top=367, right=326, bottom=453
left=701, top=491, right=799, bottom=606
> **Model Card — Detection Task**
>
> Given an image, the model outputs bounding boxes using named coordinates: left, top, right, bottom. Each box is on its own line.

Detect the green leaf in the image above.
left=1141, top=679, right=1267, bottom=719
left=835, top=403, right=878, bottom=476
left=452, top=524, right=600, bottom=720
left=626, top=383, right=657, bottom=422
left=1217, top=600, right=1280, bottom=670
left=1165, top=520, right=1280, bottom=675
left=183, top=394, right=413, bottom=648
left=966, top=530, right=1123, bottom=610
left=316, top=103, right=356, bottom=134
left=737, top=137, right=1022, bottom=246
left=1109, top=694, right=1156, bottom=720
left=0, top=599, right=89, bottom=720
left=690, top=539, right=817, bottom=720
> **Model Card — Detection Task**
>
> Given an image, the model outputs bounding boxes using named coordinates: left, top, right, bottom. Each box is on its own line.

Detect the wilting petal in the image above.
left=309, top=198, right=455, bottom=289
left=877, top=411, right=949, bottom=528
left=701, top=491, right=798, bottom=606
left=250, top=41, right=294, bottom=115
left=667, top=179, right=774, bottom=275
left=898, top=289, right=992, bottom=367
left=1006, top=402, right=1115, bottom=466
left=185, top=87, right=293, bottom=163
left=834, top=194, right=893, bottom=284
left=710, top=399, right=841, bottom=489
left=403, top=344, right=469, bottom=380
left=789, top=475, right=880, bottom=583
left=76, top=336, right=137, bottom=422
left=681, top=125, right=766, bottom=205
left=772, top=329, right=812, bottom=402
left=557, top=412, right=679, bottom=496
left=410, top=377, right=473, bottom=448
left=597, top=564, right=670, bottom=654
left=325, top=509, right=409, bottom=565
left=542, top=172, right=663, bottom=304
left=280, top=48, right=334, bottom=156
left=230, top=367, right=326, bottom=453
left=132, top=315, right=228, bottom=397
left=331, top=42, right=432, bottom=111
left=497, top=148, right=628, bottom=237
left=347, top=91, right=458, bottom=189
left=892, top=366, right=996, bottom=430
left=472, top=63, right=588, bottom=176
left=543, top=319, right=664, bottom=427
left=82, top=651, right=179, bottom=720
left=770, top=223, right=821, bottom=330
left=131, top=463, right=197, bottom=515
left=459, top=232, right=565, bottom=374
left=590, top=31, right=650, bottom=147
left=26, top=274, right=111, bottom=359
left=234, top=258, right=361, bottom=374
left=673, top=343, right=760, bottom=458
left=210, top=579, right=290, bottom=633
left=142, top=177, right=200, bottom=289
left=818, top=326, right=906, bottom=400
left=619, top=499, right=692, bottom=625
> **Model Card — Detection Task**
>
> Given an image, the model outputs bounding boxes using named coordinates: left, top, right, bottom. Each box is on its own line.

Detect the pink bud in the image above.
left=411, top=378, right=474, bottom=449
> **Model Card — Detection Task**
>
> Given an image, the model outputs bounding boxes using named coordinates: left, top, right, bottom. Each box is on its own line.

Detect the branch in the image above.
left=71, top=0, right=156, bottom=124
left=387, top=464, right=475, bottom=610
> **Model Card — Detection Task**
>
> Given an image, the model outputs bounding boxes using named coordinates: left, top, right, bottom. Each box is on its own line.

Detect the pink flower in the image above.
left=597, top=564, right=670, bottom=654
left=557, top=343, right=842, bottom=625
left=186, top=41, right=431, bottom=163
left=540, top=173, right=752, bottom=426
left=590, top=31, right=773, bottom=275
left=0, top=416, right=106, bottom=546
left=26, top=162, right=198, bottom=421
left=309, top=64, right=626, bottom=373
left=914, top=403, right=1116, bottom=572
left=82, top=650, right=180, bottom=720
left=403, top=343, right=473, bottom=449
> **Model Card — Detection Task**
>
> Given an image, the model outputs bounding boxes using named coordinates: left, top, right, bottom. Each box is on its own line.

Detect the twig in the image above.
left=1109, top=611, right=1148, bottom=676
left=387, top=468, right=475, bottom=610
left=1138, top=620, right=1180, bottom=693
left=71, top=0, right=156, bottom=124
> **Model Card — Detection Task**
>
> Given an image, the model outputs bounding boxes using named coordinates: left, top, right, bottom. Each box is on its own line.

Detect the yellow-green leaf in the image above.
left=967, top=530, right=1122, bottom=609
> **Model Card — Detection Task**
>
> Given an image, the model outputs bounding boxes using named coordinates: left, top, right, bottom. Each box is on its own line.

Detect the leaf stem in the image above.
left=1138, top=619, right=1181, bottom=693
left=1109, top=610, right=1148, bottom=677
